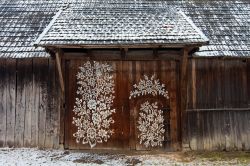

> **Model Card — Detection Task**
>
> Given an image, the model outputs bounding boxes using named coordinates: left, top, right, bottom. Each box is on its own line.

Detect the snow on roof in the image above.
left=0, top=0, right=64, bottom=58
left=0, top=0, right=249, bottom=58
left=35, top=1, right=209, bottom=47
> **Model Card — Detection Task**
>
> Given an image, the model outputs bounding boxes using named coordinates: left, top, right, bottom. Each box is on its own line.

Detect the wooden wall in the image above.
left=0, top=56, right=250, bottom=151
left=0, top=58, right=60, bottom=148
left=186, top=58, right=250, bottom=150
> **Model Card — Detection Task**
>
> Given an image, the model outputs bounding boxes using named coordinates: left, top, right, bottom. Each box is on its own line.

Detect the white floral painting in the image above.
left=129, top=74, right=169, bottom=148
left=137, top=101, right=165, bottom=148
left=72, top=61, right=115, bottom=148
left=129, top=74, right=169, bottom=99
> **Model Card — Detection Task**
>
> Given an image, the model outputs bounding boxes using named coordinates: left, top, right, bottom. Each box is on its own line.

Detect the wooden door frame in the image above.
left=54, top=47, right=195, bottom=150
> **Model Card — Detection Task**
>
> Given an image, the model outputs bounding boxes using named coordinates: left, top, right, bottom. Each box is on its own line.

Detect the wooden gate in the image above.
left=65, top=60, right=179, bottom=150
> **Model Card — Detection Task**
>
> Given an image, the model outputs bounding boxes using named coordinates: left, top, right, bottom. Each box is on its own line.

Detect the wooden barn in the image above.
left=0, top=0, right=249, bottom=151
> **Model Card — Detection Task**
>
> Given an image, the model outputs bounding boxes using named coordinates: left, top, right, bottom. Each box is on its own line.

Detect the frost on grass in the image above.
left=0, top=148, right=248, bottom=166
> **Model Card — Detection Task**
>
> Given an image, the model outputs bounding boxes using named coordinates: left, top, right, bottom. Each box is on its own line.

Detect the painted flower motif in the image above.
left=129, top=74, right=169, bottom=99
left=72, top=61, right=116, bottom=148
left=98, top=129, right=108, bottom=138
left=99, top=103, right=107, bottom=110
left=88, top=78, right=96, bottom=87
left=137, top=101, right=165, bottom=148
left=92, top=113, right=101, bottom=125
left=87, top=127, right=97, bottom=140
left=87, top=100, right=97, bottom=110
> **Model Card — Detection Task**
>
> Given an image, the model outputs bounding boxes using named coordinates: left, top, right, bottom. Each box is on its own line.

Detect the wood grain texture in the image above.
left=65, top=60, right=179, bottom=150
left=5, top=59, right=16, bottom=147
left=36, top=59, right=49, bottom=148
left=24, top=59, right=33, bottom=147
left=186, top=58, right=250, bottom=150
left=15, top=59, right=28, bottom=147
left=0, top=55, right=250, bottom=151
left=31, top=59, right=40, bottom=147
left=0, top=59, right=7, bottom=147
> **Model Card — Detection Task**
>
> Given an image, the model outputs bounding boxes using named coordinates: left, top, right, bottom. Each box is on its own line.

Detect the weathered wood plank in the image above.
left=59, top=57, right=66, bottom=146
left=37, top=59, right=49, bottom=148
left=180, top=48, right=189, bottom=146
left=45, top=59, right=56, bottom=148
left=64, top=60, right=70, bottom=149
left=15, top=59, right=28, bottom=147
left=31, top=59, right=40, bottom=147
left=0, top=59, right=7, bottom=147
left=121, top=61, right=131, bottom=149
left=5, top=59, right=16, bottom=147
left=191, top=59, right=196, bottom=109
left=24, top=59, right=33, bottom=147
left=248, top=59, right=250, bottom=107
left=52, top=58, right=61, bottom=149
left=169, top=61, right=179, bottom=149
left=129, top=61, right=136, bottom=149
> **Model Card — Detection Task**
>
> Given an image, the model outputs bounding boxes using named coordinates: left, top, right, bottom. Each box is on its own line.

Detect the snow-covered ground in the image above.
left=0, top=148, right=248, bottom=166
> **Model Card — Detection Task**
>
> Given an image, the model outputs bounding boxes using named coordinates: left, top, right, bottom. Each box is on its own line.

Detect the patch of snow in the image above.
left=0, top=148, right=247, bottom=166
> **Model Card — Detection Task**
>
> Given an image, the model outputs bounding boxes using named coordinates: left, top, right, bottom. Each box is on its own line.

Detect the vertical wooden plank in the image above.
left=194, top=59, right=203, bottom=150
left=191, top=59, right=196, bottom=109
left=65, top=60, right=76, bottom=149
left=50, top=59, right=60, bottom=148
left=224, top=60, right=231, bottom=108
left=247, top=60, right=250, bottom=150
left=129, top=61, right=136, bottom=149
left=188, top=110, right=198, bottom=150
left=121, top=61, right=130, bottom=149
left=248, top=59, right=250, bottom=108
left=59, top=57, right=66, bottom=146
left=15, top=59, right=27, bottom=147
left=64, top=60, right=70, bottom=149
left=180, top=48, right=189, bottom=146
left=53, top=57, right=60, bottom=149
left=239, top=60, right=248, bottom=108
left=218, top=59, right=225, bottom=150
left=0, top=59, right=7, bottom=147
left=5, top=59, right=16, bottom=147
left=37, top=59, right=49, bottom=148
left=31, top=58, right=40, bottom=147
left=169, top=61, right=179, bottom=149
left=24, top=59, right=33, bottom=147
left=45, top=58, right=56, bottom=148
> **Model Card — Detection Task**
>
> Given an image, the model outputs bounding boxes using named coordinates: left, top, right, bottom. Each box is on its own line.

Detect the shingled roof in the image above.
left=35, top=1, right=208, bottom=47
left=0, top=0, right=63, bottom=58
left=179, top=0, right=250, bottom=57
left=0, top=0, right=249, bottom=58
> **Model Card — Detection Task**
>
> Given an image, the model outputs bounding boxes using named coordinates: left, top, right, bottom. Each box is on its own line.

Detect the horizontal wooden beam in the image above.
left=41, top=43, right=205, bottom=50
left=187, top=108, right=250, bottom=112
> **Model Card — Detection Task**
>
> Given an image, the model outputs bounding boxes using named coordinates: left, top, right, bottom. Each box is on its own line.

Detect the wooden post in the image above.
left=55, top=51, right=65, bottom=93
left=55, top=50, right=66, bottom=149
left=180, top=47, right=189, bottom=149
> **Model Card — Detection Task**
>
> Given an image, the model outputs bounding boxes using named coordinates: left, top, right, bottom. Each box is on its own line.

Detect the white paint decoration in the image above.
left=137, top=101, right=165, bottom=148
left=129, top=74, right=169, bottom=148
left=72, top=61, right=115, bottom=148
left=129, top=74, right=169, bottom=99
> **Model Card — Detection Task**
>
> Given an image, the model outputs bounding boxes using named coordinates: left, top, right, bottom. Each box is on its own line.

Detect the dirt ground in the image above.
left=0, top=148, right=250, bottom=166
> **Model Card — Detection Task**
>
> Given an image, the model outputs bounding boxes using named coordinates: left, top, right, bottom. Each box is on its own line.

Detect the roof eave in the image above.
left=36, top=41, right=209, bottom=50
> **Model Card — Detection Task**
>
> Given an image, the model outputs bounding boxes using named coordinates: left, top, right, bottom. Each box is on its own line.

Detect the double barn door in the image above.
left=65, top=60, right=179, bottom=150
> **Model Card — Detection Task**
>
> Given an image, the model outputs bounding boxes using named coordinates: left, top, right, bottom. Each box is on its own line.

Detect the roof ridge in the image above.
left=33, top=4, right=69, bottom=47
left=178, top=10, right=209, bottom=44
